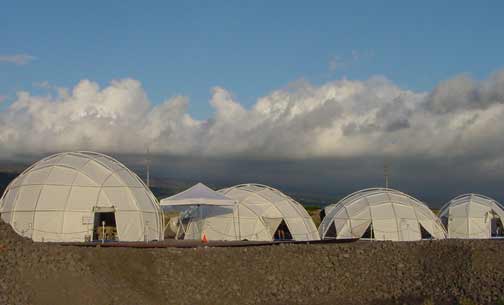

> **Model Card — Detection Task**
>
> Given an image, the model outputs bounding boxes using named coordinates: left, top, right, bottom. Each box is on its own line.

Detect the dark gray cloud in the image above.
left=2, top=72, right=504, bottom=206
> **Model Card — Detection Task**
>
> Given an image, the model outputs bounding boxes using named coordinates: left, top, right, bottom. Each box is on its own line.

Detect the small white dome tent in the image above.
left=219, top=184, right=320, bottom=241
left=0, top=152, right=164, bottom=242
left=319, top=188, right=446, bottom=241
left=439, top=194, right=504, bottom=239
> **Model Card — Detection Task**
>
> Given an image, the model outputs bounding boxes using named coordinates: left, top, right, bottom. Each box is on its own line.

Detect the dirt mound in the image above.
left=1, top=220, right=504, bottom=305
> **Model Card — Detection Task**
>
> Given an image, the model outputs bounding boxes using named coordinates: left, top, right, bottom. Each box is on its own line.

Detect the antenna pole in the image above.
left=384, top=160, right=389, bottom=189
left=146, top=147, right=150, bottom=187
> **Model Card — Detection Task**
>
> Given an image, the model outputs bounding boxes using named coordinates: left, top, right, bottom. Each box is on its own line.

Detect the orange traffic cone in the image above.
left=201, top=232, right=208, bottom=243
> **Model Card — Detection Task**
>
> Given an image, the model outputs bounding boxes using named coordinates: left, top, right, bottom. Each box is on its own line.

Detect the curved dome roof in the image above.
left=219, top=184, right=320, bottom=241
left=319, top=188, right=446, bottom=241
left=439, top=193, right=504, bottom=239
left=0, top=151, right=163, bottom=242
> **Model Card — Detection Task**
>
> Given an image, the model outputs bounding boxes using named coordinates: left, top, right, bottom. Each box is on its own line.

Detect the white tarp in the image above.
left=0, top=151, right=164, bottom=242
left=160, top=183, right=235, bottom=206
left=439, top=194, right=504, bottom=239
left=319, top=188, right=447, bottom=241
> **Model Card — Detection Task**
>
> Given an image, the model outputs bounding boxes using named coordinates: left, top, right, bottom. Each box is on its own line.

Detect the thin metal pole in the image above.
left=237, top=202, right=241, bottom=240
left=101, top=220, right=105, bottom=244
left=146, top=147, right=150, bottom=187
left=384, top=160, right=389, bottom=189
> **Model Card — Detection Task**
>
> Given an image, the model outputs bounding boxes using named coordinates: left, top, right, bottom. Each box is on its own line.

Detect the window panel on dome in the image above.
left=58, top=154, right=91, bottom=170
left=1, top=187, right=20, bottom=212
left=115, top=211, right=142, bottom=241
left=394, top=204, right=417, bottom=220
left=101, top=187, right=136, bottom=210
left=94, top=156, right=124, bottom=172
left=65, top=187, right=100, bottom=211
left=32, top=211, right=64, bottom=242
left=22, top=167, right=52, bottom=185
left=102, top=173, right=124, bottom=187
left=366, top=192, right=390, bottom=206
left=61, top=211, right=91, bottom=241
left=370, top=202, right=394, bottom=219
left=45, top=166, right=78, bottom=185
left=12, top=211, right=35, bottom=237
left=73, top=173, right=99, bottom=187
left=36, top=185, right=71, bottom=211
left=13, top=185, right=41, bottom=211
left=114, top=169, right=143, bottom=187
left=80, top=160, right=111, bottom=186
left=373, top=218, right=400, bottom=241
left=130, top=188, right=156, bottom=212
left=345, top=198, right=369, bottom=218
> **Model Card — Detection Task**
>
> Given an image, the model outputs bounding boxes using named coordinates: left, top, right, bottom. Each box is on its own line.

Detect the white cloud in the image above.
left=1, top=72, right=504, bottom=165
left=0, top=54, right=36, bottom=65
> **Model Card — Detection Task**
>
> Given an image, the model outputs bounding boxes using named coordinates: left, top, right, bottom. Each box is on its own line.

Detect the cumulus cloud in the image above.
left=1, top=71, right=504, bottom=167
left=0, top=54, right=36, bottom=65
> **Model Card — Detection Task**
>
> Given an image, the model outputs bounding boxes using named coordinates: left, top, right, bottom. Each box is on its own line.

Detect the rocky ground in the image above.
left=1, top=220, right=504, bottom=305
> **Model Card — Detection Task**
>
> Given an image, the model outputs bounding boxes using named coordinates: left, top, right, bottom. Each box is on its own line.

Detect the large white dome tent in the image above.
left=0, top=151, right=164, bottom=242
left=319, top=188, right=446, bottom=241
left=439, top=194, right=504, bottom=239
left=218, top=184, right=320, bottom=241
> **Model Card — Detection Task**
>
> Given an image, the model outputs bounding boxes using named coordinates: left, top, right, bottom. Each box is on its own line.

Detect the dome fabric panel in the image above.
left=0, top=151, right=163, bottom=242
left=319, top=188, right=447, bottom=241
left=439, top=194, right=504, bottom=239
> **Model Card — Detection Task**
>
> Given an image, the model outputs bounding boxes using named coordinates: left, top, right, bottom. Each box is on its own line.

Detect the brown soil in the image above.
left=1, top=220, right=503, bottom=305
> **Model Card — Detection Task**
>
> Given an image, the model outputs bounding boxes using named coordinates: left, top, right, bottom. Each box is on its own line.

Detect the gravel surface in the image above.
left=1, top=220, right=504, bottom=305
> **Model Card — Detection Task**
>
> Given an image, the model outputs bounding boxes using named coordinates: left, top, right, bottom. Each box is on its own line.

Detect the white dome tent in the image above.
left=219, top=184, right=320, bottom=241
left=0, top=152, right=163, bottom=242
left=439, top=194, right=504, bottom=239
left=319, top=188, right=446, bottom=241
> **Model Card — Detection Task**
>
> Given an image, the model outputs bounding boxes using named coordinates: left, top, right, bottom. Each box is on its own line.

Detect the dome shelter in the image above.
left=439, top=194, right=504, bottom=239
left=0, top=152, right=164, bottom=242
left=319, top=188, right=446, bottom=241
left=177, top=204, right=273, bottom=241
left=218, top=184, right=320, bottom=241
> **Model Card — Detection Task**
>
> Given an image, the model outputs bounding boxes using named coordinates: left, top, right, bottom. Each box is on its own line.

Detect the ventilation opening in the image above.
left=274, top=220, right=293, bottom=240
left=420, top=224, right=432, bottom=239
left=491, top=215, right=503, bottom=237
left=319, top=209, right=326, bottom=222
left=93, top=212, right=117, bottom=241
left=324, top=221, right=337, bottom=239
left=441, top=216, right=448, bottom=228
left=361, top=223, right=373, bottom=239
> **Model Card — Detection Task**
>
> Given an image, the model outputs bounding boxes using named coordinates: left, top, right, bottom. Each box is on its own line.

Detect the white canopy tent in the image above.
left=160, top=183, right=270, bottom=241
left=319, top=188, right=446, bottom=241
left=439, top=194, right=504, bottom=239
left=160, top=183, right=235, bottom=206
left=0, top=152, right=164, bottom=242
left=219, top=184, right=320, bottom=241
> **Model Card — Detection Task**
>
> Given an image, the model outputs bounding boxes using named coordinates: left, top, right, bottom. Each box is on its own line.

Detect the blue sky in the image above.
left=1, top=0, right=503, bottom=118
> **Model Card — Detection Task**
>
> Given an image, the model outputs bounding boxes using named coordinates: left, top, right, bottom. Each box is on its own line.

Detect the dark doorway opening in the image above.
left=491, top=216, right=503, bottom=237
left=93, top=212, right=117, bottom=241
left=420, top=224, right=432, bottom=239
left=324, top=221, right=337, bottom=239
left=361, top=223, right=373, bottom=239
left=274, top=220, right=293, bottom=240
